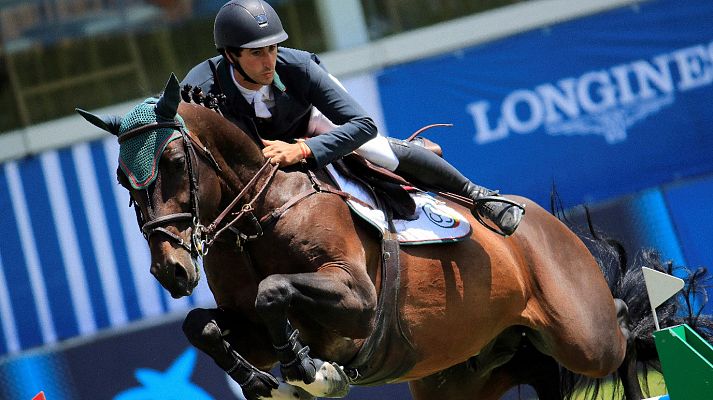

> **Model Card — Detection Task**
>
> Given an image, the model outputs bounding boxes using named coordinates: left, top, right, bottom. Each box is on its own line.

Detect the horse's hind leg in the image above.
left=182, top=308, right=314, bottom=400
left=478, top=332, right=563, bottom=400
left=409, top=329, right=563, bottom=400
left=409, top=353, right=561, bottom=400
left=615, top=299, right=643, bottom=400
left=507, top=341, right=563, bottom=400
left=409, top=361, right=513, bottom=400
left=526, top=287, right=632, bottom=400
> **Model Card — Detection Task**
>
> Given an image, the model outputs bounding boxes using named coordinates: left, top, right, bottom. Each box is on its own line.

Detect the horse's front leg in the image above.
left=182, top=307, right=314, bottom=400
left=255, top=266, right=377, bottom=398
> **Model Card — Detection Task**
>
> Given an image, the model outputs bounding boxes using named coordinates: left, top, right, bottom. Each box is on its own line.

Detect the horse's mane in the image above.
left=180, top=102, right=259, bottom=151
left=549, top=188, right=713, bottom=399
left=179, top=101, right=267, bottom=184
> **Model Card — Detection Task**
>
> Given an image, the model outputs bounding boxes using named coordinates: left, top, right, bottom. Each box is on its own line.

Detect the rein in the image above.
left=202, top=160, right=279, bottom=250
left=202, top=165, right=354, bottom=252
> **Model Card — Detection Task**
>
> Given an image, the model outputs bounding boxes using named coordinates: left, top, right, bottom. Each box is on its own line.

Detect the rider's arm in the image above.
left=299, top=58, right=377, bottom=168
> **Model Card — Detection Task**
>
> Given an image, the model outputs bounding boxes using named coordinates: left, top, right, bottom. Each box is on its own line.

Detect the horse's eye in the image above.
left=166, top=154, right=186, bottom=171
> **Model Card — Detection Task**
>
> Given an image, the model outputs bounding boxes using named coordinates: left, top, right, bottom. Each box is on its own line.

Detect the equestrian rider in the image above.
left=181, top=0, right=523, bottom=235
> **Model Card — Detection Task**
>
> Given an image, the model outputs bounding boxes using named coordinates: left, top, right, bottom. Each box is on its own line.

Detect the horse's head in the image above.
left=77, top=74, right=223, bottom=298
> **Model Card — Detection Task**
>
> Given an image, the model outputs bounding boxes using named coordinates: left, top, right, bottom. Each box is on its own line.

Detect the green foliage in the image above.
left=570, top=371, right=667, bottom=400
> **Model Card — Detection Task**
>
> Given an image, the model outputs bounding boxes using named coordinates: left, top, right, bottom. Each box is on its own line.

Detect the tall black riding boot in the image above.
left=388, top=138, right=524, bottom=236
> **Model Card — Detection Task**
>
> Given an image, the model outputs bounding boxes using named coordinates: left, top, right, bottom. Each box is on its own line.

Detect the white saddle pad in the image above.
left=325, top=165, right=472, bottom=245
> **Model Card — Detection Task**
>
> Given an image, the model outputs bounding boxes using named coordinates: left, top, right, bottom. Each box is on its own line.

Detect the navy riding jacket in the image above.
left=181, top=47, right=377, bottom=168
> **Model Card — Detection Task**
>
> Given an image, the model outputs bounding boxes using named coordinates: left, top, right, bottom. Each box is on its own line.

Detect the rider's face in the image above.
left=231, top=45, right=278, bottom=90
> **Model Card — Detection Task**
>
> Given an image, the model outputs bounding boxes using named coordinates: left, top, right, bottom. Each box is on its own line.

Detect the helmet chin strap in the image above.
left=226, top=50, right=260, bottom=85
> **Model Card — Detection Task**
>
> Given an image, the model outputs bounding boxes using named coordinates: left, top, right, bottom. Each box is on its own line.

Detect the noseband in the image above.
left=125, top=120, right=279, bottom=258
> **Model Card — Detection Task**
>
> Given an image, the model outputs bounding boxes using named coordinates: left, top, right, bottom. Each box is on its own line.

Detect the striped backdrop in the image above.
left=0, top=137, right=215, bottom=357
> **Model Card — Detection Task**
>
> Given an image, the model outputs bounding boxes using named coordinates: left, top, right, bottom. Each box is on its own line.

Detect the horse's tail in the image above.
left=550, top=197, right=713, bottom=399
left=595, top=248, right=713, bottom=398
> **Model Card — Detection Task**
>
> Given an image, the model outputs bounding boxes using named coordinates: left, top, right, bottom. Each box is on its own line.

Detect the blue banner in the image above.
left=0, top=139, right=216, bottom=358
left=664, top=176, right=713, bottom=283
left=378, top=0, right=713, bottom=207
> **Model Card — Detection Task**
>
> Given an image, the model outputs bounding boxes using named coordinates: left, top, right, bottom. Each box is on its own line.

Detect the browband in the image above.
left=118, top=121, right=183, bottom=144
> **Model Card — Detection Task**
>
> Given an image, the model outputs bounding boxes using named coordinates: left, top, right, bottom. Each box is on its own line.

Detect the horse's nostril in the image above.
left=170, top=262, right=192, bottom=298
left=174, top=263, right=189, bottom=283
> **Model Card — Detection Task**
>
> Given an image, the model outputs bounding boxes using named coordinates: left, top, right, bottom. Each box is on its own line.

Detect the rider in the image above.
left=181, top=0, right=523, bottom=236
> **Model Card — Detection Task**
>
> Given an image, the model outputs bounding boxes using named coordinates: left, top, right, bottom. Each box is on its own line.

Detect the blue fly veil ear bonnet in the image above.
left=75, top=74, right=185, bottom=190
left=117, top=98, right=186, bottom=189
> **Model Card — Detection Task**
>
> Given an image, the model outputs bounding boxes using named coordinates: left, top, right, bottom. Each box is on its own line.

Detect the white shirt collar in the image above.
left=230, top=67, right=273, bottom=101
left=230, top=67, right=274, bottom=118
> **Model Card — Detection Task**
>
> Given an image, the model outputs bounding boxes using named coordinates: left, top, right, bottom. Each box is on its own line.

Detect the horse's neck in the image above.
left=185, top=103, right=265, bottom=173
left=261, top=169, right=314, bottom=212
left=192, top=112, right=266, bottom=194
left=185, top=105, right=317, bottom=223
left=206, top=137, right=311, bottom=218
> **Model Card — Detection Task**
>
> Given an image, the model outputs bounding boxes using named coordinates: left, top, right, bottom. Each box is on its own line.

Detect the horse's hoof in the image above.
left=268, top=381, right=316, bottom=400
left=286, top=359, right=351, bottom=398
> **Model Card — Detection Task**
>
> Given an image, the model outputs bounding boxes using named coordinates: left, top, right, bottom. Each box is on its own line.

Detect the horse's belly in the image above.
left=397, top=246, right=529, bottom=376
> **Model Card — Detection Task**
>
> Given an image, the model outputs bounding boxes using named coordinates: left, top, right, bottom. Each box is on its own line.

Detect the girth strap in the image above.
left=345, top=234, right=417, bottom=385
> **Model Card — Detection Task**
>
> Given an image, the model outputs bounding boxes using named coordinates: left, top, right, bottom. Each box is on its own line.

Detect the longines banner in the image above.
left=378, top=0, right=713, bottom=207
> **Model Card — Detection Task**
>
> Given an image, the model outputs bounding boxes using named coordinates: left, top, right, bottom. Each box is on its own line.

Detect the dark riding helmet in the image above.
left=214, top=0, right=288, bottom=50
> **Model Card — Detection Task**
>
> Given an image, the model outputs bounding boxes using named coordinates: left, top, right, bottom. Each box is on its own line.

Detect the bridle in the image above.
left=123, top=120, right=279, bottom=259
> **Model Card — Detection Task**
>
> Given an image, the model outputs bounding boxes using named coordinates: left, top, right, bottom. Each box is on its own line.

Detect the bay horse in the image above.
left=77, top=75, right=700, bottom=400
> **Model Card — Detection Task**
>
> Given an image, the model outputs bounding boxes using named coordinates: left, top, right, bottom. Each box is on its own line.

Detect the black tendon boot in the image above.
left=389, top=138, right=524, bottom=236
left=181, top=310, right=279, bottom=400
left=226, top=352, right=280, bottom=400
left=274, top=326, right=317, bottom=384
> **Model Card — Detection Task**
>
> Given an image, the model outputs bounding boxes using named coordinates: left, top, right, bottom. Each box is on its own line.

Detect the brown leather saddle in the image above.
left=328, top=132, right=445, bottom=222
